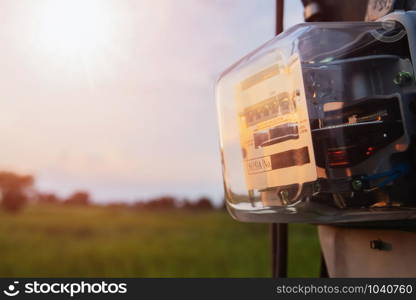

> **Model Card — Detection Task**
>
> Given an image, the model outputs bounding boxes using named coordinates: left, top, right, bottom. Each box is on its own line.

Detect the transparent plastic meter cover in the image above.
left=216, top=21, right=416, bottom=223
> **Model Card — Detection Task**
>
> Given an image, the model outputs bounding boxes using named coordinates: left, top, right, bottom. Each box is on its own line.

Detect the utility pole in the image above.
left=271, top=0, right=288, bottom=279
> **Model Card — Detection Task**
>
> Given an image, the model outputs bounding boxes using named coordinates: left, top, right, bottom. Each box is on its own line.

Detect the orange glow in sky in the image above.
left=0, top=0, right=303, bottom=203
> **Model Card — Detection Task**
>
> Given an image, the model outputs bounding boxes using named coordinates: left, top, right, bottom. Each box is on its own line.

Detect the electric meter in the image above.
left=216, top=12, right=416, bottom=223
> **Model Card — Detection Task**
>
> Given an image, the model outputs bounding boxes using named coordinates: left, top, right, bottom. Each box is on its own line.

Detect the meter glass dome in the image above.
left=216, top=16, right=416, bottom=223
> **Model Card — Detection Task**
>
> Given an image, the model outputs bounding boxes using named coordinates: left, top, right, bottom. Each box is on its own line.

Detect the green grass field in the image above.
left=0, top=204, right=321, bottom=277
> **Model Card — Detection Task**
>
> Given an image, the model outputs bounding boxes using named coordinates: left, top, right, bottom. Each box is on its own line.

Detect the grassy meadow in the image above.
left=0, top=204, right=321, bottom=277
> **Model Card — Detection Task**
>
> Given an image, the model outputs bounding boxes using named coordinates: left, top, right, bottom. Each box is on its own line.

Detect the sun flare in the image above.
left=33, top=0, right=117, bottom=59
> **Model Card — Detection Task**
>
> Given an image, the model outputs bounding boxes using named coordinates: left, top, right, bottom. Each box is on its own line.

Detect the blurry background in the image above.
left=0, top=0, right=320, bottom=277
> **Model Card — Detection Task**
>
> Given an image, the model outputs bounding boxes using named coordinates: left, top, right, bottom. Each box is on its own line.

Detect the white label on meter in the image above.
left=235, top=54, right=317, bottom=190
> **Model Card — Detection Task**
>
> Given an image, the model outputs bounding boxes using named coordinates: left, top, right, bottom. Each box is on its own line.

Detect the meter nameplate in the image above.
left=235, top=55, right=317, bottom=190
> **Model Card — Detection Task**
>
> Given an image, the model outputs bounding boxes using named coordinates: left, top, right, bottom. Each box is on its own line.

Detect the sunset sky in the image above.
left=0, top=0, right=303, bottom=203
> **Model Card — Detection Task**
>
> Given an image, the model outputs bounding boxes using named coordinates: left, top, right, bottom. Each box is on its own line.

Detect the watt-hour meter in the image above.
left=216, top=12, right=416, bottom=223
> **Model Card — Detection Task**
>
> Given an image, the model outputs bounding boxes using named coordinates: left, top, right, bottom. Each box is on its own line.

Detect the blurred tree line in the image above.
left=132, top=196, right=214, bottom=211
left=0, top=171, right=216, bottom=213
